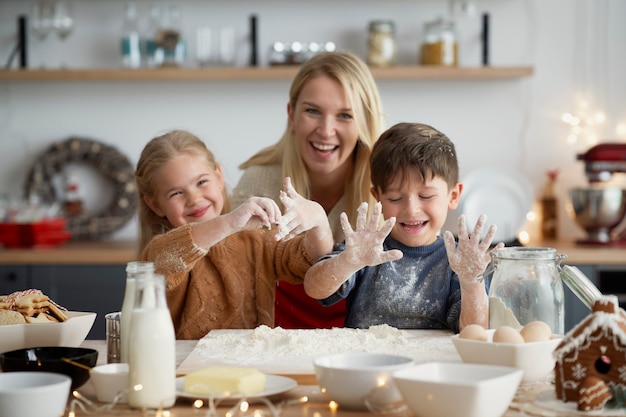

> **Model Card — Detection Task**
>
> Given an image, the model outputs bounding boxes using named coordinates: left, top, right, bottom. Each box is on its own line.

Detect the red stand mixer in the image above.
left=569, top=143, right=626, bottom=246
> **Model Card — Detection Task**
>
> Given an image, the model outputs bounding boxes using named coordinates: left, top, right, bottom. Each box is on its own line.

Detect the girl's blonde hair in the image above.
left=135, top=130, right=229, bottom=253
left=239, top=51, right=385, bottom=225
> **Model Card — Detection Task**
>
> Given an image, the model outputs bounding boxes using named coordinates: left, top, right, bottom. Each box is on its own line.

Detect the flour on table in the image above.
left=178, top=324, right=459, bottom=375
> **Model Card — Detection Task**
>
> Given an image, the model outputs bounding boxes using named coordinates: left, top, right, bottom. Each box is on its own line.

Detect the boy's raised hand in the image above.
left=443, top=214, right=504, bottom=283
left=340, top=202, right=403, bottom=268
left=275, top=177, right=327, bottom=241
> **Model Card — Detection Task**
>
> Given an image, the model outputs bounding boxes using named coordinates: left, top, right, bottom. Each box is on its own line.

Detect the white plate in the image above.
left=456, top=167, right=533, bottom=242
left=176, top=375, right=297, bottom=400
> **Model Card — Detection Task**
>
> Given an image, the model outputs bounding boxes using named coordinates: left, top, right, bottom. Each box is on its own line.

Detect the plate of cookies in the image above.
left=0, top=289, right=96, bottom=354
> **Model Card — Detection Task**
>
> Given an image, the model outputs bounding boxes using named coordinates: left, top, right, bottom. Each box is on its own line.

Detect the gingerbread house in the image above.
left=554, top=295, right=626, bottom=411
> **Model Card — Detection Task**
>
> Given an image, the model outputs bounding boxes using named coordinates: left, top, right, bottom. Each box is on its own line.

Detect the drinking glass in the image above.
left=32, top=1, right=54, bottom=40
left=53, top=1, right=74, bottom=40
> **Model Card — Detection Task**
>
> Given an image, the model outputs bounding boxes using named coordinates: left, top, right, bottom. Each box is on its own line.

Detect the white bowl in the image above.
left=0, top=311, right=96, bottom=354
left=451, top=329, right=561, bottom=382
left=393, top=362, right=523, bottom=417
left=0, top=371, right=71, bottom=417
left=313, top=352, right=414, bottom=410
left=90, top=362, right=129, bottom=403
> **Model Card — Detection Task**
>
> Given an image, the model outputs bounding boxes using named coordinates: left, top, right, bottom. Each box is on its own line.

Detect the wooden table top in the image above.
left=70, top=337, right=577, bottom=417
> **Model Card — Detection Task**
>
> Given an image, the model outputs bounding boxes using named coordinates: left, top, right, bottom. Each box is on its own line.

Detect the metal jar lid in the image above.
left=560, top=265, right=603, bottom=309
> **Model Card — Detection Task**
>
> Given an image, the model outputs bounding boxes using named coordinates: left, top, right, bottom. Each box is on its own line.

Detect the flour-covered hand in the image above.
left=229, top=197, right=282, bottom=231
left=340, top=202, right=403, bottom=268
left=275, top=177, right=327, bottom=241
left=443, top=214, right=504, bottom=283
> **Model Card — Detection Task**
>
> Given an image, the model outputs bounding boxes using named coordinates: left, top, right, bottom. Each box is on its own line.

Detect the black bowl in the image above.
left=0, top=346, right=98, bottom=390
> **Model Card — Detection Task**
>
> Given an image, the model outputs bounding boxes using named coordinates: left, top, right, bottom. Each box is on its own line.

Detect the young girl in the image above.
left=135, top=129, right=334, bottom=339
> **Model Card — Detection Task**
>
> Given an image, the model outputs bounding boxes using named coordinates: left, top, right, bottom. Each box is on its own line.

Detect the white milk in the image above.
left=127, top=274, right=176, bottom=409
left=120, top=261, right=154, bottom=363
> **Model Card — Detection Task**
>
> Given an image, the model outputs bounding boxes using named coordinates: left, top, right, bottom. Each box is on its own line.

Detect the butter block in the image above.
left=184, top=366, right=266, bottom=395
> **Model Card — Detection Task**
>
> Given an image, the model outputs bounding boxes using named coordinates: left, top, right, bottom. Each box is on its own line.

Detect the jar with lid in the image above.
left=488, top=247, right=565, bottom=335
left=367, top=20, right=397, bottom=67
left=420, top=17, right=458, bottom=66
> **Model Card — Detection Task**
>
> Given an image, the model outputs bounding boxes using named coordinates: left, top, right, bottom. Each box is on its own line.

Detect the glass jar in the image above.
left=420, top=18, right=458, bottom=66
left=488, top=247, right=565, bottom=334
left=367, top=20, right=397, bottom=67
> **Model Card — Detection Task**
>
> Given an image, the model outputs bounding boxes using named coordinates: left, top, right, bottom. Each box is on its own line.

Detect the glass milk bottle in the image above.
left=127, top=273, right=176, bottom=409
left=488, top=247, right=565, bottom=334
left=120, top=261, right=154, bottom=363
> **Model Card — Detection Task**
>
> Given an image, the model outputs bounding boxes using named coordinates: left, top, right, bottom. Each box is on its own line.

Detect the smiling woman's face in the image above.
left=288, top=75, right=359, bottom=178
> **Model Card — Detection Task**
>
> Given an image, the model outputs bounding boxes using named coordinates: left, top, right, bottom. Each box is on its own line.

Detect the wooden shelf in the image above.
left=0, top=66, right=533, bottom=82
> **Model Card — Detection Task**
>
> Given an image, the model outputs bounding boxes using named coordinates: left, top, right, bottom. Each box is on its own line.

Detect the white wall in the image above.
left=1, top=0, right=625, bottom=242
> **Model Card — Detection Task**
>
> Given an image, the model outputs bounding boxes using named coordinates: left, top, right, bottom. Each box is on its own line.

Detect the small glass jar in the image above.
left=420, top=18, right=458, bottom=66
left=488, top=247, right=565, bottom=334
left=367, top=20, right=397, bottom=67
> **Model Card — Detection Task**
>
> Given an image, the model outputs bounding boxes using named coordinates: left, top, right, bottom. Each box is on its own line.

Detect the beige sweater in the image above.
left=141, top=224, right=315, bottom=339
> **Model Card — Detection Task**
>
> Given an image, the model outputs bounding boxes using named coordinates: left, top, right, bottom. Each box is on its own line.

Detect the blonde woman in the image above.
left=232, top=51, right=385, bottom=329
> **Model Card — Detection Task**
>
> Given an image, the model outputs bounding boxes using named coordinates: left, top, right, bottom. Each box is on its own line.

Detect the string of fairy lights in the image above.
left=562, top=0, right=626, bottom=148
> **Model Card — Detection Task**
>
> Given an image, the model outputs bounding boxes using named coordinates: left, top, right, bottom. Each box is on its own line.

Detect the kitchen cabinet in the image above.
left=0, top=264, right=126, bottom=339
left=0, top=66, right=533, bottom=82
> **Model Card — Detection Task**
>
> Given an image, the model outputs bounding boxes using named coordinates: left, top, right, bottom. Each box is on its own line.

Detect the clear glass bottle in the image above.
left=127, top=273, right=176, bottom=409
left=121, top=2, right=142, bottom=68
left=144, top=3, right=162, bottom=68
left=120, top=261, right=154, bottom=364
left=488, top=247, right=565, bottom=334
left=367, top=20, right=397, bottom=67
left=420, top=17, right=458, bottom=66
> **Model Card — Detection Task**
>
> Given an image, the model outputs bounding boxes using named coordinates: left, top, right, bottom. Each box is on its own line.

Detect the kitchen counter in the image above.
left=0, top=238, right=623, bottom=266
left=0, top=240, right=138, bottom=265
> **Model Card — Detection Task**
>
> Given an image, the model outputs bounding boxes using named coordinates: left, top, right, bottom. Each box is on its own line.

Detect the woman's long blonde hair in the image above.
left=135, top=130, right=229, bottom=254
left=239, top=51, right=385, bottom=225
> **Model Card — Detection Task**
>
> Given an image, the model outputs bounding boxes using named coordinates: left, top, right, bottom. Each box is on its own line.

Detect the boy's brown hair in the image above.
left=370, top=122, right=458, bottom=193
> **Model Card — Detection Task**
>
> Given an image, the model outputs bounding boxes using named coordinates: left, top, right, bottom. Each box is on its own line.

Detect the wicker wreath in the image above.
left=24, top=137, right=138, bottom=240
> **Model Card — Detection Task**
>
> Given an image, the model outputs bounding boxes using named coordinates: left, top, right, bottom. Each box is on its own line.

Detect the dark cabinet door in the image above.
left=31, top=265, right=126, bottom=339
left=0, top=266, right=28, bottom=295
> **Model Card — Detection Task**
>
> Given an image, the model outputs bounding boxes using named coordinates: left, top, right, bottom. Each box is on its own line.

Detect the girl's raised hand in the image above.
left=275, top=177, right=327, bottom=240
left=340, top=202, right=403, bottom=268
left=228, top=196, right=282, bottom=231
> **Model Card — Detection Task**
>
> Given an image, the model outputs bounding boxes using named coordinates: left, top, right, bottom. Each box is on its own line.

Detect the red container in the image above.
left=0, top=218, right=71, bottom=248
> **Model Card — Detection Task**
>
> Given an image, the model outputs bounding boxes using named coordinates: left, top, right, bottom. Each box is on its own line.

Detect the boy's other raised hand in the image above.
left=340, top=202, right=403, bottom=268
left=275, top=177, right=328, bottom=241
left=443, top=214, right=504, bottom=283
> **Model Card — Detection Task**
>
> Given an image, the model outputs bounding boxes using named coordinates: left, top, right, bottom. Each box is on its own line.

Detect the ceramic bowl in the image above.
left=0, top=371, right=71, bottom=417
left=393, top=362, right=523, bottom=417
left=451, top=329, right=562, bottom=382
left=0, top=311, right=96, bottom=354
left=0, top=346, right=98, bottom=390
left=89, top=362, right=129, bottom=403
left=313, top=352, right=414, bottom=410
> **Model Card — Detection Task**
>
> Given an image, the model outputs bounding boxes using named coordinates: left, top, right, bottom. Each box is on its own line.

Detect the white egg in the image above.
left=493, top=325, right=524, bottom=344
left=520, top=321, right=552, bottom=342
left=459, top=324, right=488, bottom=342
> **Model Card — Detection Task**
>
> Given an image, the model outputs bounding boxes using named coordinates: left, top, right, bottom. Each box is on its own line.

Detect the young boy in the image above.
left=304, top=122, right=503, bottom=333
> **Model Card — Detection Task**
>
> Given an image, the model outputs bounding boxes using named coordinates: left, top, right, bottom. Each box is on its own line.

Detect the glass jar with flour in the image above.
left=488, top=247, right=565, bottom=335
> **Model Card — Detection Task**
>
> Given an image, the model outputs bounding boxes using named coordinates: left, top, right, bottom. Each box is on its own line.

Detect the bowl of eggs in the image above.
left=451, top=321, right=562, bottom=383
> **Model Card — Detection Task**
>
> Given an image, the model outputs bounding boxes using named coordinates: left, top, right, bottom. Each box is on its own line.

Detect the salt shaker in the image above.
left=127, top=273, right=176, bottom=409
left=120, top=261, right=154, bottom=363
